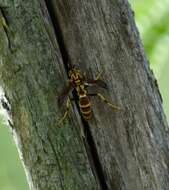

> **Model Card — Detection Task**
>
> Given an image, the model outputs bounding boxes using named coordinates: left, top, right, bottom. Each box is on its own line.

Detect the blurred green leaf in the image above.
left=0, top=119, right=29, bottom=190
left=130, top=0, right=169, bottom=123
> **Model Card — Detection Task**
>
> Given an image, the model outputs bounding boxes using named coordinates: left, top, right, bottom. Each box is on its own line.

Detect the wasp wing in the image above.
left=85, top=79, right=108, bottom=89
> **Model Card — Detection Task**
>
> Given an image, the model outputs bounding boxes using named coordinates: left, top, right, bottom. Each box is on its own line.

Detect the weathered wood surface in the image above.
left=0, top=1, right=99, bottom=190
left=0, top=0, right=169, bottom=190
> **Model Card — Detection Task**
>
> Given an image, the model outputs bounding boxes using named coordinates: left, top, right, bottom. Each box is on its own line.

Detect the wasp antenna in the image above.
left=67, top=60, right=73, bottom=69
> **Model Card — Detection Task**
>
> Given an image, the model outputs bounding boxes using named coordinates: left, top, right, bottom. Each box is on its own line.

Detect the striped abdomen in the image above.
left=79, top=96, right=92, bottom=120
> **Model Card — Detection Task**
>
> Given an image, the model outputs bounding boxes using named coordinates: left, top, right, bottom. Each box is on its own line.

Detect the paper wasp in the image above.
left=58, top=65, right=121, bottom=124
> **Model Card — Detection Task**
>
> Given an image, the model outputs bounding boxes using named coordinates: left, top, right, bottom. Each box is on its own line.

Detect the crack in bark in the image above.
left=82, top=119, right=108, bottom=190
left=42, top=0, right=70, bottom=71
left=47, top=134, right=65, bottom=190
left=43, top=0, right=109, bottom=189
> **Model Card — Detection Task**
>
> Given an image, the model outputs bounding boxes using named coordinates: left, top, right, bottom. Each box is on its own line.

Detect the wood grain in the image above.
left=0, top=0, right=169, bottom=189
left=0, top=1, right=99, bottom=189
left=49, top=0, right=169, bottom=189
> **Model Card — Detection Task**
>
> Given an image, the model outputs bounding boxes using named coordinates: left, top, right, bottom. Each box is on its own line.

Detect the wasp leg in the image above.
left=97, top=93, right=122, bottom=111
left=0, top=13, right=8, bottom=30
left=95, top=71, right=103, bottom=80
left=89, top=93, right=122, bottom=111
left=58, top=98, right=71, bottom=125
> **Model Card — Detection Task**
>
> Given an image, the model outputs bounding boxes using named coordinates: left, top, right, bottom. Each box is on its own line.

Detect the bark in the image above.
left=0, top=0, right=169, bottom=190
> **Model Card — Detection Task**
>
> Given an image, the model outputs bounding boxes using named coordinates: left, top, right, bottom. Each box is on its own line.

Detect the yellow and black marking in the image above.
left=69, top=67, right=83, bottom=86
left=58, top=66, right=121, bottom=124
left=79, top=96, right=92, bottom=120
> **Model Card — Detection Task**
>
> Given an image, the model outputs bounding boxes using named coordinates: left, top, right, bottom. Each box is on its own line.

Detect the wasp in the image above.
left=58, top=66, right=121, bottom=124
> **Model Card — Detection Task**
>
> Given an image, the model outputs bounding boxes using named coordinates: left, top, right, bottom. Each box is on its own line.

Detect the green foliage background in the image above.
left=131, top=0, right=169, bottom=124
left=0, top=1, right=168, bottom=189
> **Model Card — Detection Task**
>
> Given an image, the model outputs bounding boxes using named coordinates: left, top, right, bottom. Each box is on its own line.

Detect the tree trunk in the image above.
left=0, top=0, right=169, bottom=190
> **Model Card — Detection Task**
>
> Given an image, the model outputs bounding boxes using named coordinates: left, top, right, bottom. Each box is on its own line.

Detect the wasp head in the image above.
left=68, top=65, right=83, bottom=85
